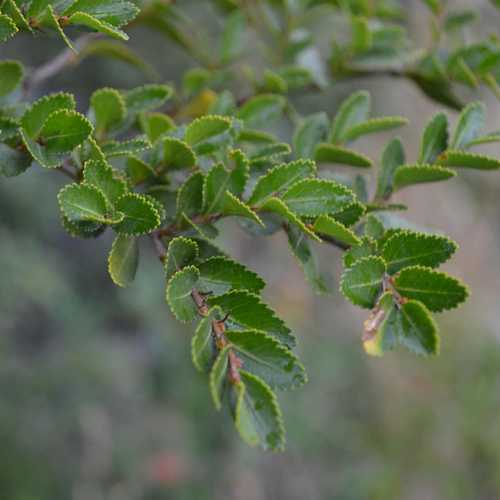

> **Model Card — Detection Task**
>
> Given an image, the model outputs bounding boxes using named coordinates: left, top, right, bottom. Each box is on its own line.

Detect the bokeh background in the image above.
left=1, top=1, right=500, bottom=499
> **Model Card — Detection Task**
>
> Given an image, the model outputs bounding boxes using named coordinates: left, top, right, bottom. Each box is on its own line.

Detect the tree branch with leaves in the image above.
left=1, top=0, right=500, bottom=451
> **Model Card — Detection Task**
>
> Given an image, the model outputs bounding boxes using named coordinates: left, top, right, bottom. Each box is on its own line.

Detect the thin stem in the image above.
left=155, top=213, right=223, bottom=238
left=24, top=33, right=103, bottom=96
left=154, top=234, right=242, bottom=384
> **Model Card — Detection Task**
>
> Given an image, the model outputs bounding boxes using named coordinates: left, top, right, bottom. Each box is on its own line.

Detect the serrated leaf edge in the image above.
left=165, top=264, right=200, bottom=323
left=339, top=255, right=387, bottom=309
left=394, top=265, right=470, bottom=313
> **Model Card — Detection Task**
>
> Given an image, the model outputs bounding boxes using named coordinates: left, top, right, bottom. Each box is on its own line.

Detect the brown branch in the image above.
left=24, top=33, right=103, bottom=95
left=155, top=213, right=223, bottom=238
left=153, top=232, right=243, bottom=385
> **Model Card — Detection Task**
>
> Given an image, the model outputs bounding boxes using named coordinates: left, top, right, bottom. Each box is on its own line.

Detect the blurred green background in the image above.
left=1, top=1, right=500, bottom=499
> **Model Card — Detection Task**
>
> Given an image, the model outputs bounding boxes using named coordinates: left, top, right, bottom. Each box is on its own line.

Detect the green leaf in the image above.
left=83, top=159, right=127, bottom=205
left=342, top=117, right=408, bottom=143
left=313, top=215, right=361, bottom=246
left=198, top=256, right=265, bottom=295
left=182, top=67, right=212, bottom=96
left=249, top=142, right=291, bottom=162
left=166, top=265, right=200, bottom=322
left=227, top=149, right=249, bottom=197
left=64, top=0, right=139, bottom=27
left=108, top=234, right=139, bottom=287
left=375, top=138, right=405, bottom=200
left=225, top=330, right=306, bottom=389
left=21, top=92, right=75, bottom=139
left=340, top=256, right=386, bottom=308
left=393, top=164, right=456, bottom=190
left=314, top=143, right=372, bottom=168
left=113, top=193, right=161, bottom=235
left=183, top=213, right=219, bottom=241
left=364, top=294, right=439, bottom=356
left=0, top=144, right=32, bottom=177
left=293, top=112, right=329, bottom=159
left=467, top=134, right=500, bottom=146
left=333, top=201, right=366, bottom=227
left=124, top=84, right=173, bottom=115
left=281, top=179, right=355, bottom=217
left=261, top=69, right=288, bottom=94
left=61, top=216, right=104, bottom=239
left=419, top=112, right=449, bottom=164
left=237, top=94, right=286, bottom=128
left=185, top=115, right=233, bottom=155
left=0, top=14, right=18, bottom=42
left=161, top=137, right=196, bottom=170
left=209, top=90, right=236, bottom=116
left=22, top=110, right=92, bottom=168
left=330, top=91, right=370, bottom=144
left=176, top=172, right=204, bottom=220
left=79, top=136, right=107, bottom=163
left=58, top=183, right=111, bottom=223
left=3, top=0, right=30, bottom=32
left=238, top=129, right=277, bottom=144
left=396, top=300, right=439, bottom=355
left=444, top=9, right=477, bottom=31
left=364, top=214, right=385, bottom=240
left=90, top=87, right=126, bottom=137
left=126, top=156, right=156, bottom=185
left=382, top=230, right=457, bottom=274
left=220, top=10, right=246, bottom=63
left=351, top=16, right=372, bottom=52
left=394, top=266, right=469, bottom=312
left=207, top=290, right=295, bottom=348
left=232, top=371, right=285, bottom=451
left=248, top=159, right=316, bottom=207
left=0, top=117, right=18, bottom=141
left=165, top=236, right=199, bottom=280
left=451, top=101, right=485, bottom=149
left=275, top=66, right=313, bottom=90
left=40, top=109, right=92, bottom=153
left=101, top=137, right=151, bottom=157
left=193, top=237, right=225, bottom=260
left=140, top=112, right=174, bottom=142
left=203, top=163, right=242, bottom=213
left=191, top=306, right=220, bottom=373
left=343, top=237, right=377, bottom=268
left=286, top=224, right=329, bottom=293
left=421, top=0, right=442, bottom=14
left=68, top=12, right=129, bottom=40
left=0, top=60, right=23, bottom=98
left=437, top=151, right=500, bottom=170
left=219, top=191, right=264, bottom=226
left=42, top=4, right=74, bottom=51
left=209, top=345, right=230, bottom=410
left=409, top=73, right=463, bottom=111
left=259, top=197, right=320, bottom=241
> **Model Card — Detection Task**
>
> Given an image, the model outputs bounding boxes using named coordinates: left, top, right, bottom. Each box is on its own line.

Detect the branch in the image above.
left=155, top=213, right=223, bottom=238
left=153, top=235, right=242, bottom=384
left=24, top=33, right=103, bottom=95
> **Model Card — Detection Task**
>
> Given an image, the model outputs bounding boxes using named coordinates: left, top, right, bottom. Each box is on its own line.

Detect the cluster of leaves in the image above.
left=2, top=0, right=500, bottom=450
left=0, top=0, right=139, bottom=45
left=142, top=0, right=500, bottom=110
